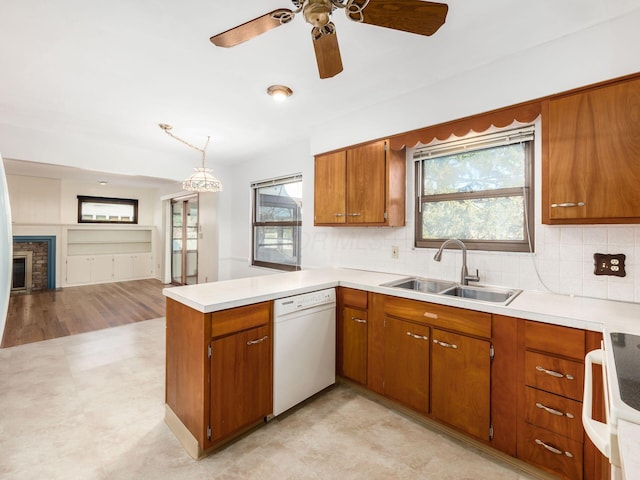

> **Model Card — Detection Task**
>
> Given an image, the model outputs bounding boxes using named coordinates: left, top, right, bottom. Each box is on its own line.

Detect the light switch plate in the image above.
left=594, top=253, right=626, bottom=277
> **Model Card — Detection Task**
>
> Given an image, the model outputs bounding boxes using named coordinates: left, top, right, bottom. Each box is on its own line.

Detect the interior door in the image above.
left=171, top=196, right=198, bottom=285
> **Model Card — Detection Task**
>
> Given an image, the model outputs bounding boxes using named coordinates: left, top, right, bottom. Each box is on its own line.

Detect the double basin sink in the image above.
left=381, top=277, right=522, bottom=306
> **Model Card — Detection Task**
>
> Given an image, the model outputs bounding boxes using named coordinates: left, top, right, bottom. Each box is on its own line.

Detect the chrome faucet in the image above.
left=433, top=239, right=480, bottom=285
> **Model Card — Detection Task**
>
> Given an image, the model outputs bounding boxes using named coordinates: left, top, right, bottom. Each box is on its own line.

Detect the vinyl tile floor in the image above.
left=0, top=318, right=542, bottom=480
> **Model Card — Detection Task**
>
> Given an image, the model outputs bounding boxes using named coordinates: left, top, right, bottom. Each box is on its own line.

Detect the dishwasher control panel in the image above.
left=274, top=288, right=336, bottom=316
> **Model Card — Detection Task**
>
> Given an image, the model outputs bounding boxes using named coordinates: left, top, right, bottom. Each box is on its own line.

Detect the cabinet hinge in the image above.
left=208, top=344, right=212, bottom=358
left=489, top=424, right=493, bottom=441
left=489, top=344, right=495, bottom=360
left=384, top=212, right=388, bottom=220
left=384, top=142, right=388, bottom=152
left=207, top=425, right=211, bottom=440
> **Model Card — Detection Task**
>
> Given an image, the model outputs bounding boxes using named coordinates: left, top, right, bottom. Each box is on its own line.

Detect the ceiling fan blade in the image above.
left=312, top=24, right=343, bottom=79
left=353, top=0, right=448, bottom=36
left=210, top=9, right=294, bottom=48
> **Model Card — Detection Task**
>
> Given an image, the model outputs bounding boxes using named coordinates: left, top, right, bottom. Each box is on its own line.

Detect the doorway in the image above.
left=171, top=196, right=198, bottom=285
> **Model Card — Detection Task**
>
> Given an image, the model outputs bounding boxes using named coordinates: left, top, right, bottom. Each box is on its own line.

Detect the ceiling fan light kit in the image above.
left=159, top=124, right=223, bottom=193
left=210, top=0, right=448, bottom=79
left=267, top=85, right=294, bottom=101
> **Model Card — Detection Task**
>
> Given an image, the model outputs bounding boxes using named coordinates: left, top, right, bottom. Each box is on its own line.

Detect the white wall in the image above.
left=0, top=154, right=13, bottom=339
left=221, top=14, right=640, bottom=303
left=218, top=140, right=311, bottom=280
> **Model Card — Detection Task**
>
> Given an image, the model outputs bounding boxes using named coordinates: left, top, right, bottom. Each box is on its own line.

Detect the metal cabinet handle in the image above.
left=334, top=213, right=345, bottom=217
left=351, top=317, right=367, bottom=324
left=535, top=438, right=574, bottom=458
left=551, top=202, right=585, bottom=208
left=246, top=335, right=268, bottom=346
left=423, top=311, right=438, bottom=319
left=535, top=365, right=574, bottom=380
left=535, top=402, right=574, bottom=418
left=433, top=339, right=458, bottom=349
left=346, top=213, right=361, bottom=217
left=406, top=332, right=428, bottom=340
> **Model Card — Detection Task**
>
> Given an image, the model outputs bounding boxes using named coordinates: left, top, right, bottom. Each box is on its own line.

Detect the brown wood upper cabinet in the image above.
left=543, top=74, right=640, bottom=224
left=314, top=140, right=406, bottom=226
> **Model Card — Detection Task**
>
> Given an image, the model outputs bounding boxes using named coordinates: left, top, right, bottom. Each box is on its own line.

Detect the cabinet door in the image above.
left=341, top=306, right=368, bottom=385
left=346, top=140, right=386, bottom=224
left=113, top=255, right=134, bottom=280
left=132, top=253, right=154, bottom=278
left=66, top=256, right=91, bottom=285
left=314, top=150, right=346, bottom=224
left=431, top=329, right=491, bottom=440
left=90, top=255, right=114, bottom=283
left=383, top=317, right=429, bottom=414
left=209, top=324, right=272, bottom=443
left=547, top=77, right=640, bottom=222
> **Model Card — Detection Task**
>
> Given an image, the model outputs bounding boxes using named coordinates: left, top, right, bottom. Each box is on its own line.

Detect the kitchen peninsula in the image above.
left=164, top=267, right=640, bottom=479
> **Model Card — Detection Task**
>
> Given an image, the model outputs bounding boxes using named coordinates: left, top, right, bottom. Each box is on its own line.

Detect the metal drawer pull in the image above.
left=334, top=213, right=345, bottom=217
left=347, top=213, right=361, bottom=216
left=406, top=332, right=428, bottom=340
left=246, top=335, right=268, bottom=346
left=551, top=202, right=585, bottom=208
left=535, top=438, right=574, bottom=458
left=423, top=311, right=438, bottom=319
left=433, top=339, right=458, bottom=349
left=535, top=365, right=574, bottom=380
left=535, top=402, right=574, bottom=418
left=351, top=317, right=367, bottom=324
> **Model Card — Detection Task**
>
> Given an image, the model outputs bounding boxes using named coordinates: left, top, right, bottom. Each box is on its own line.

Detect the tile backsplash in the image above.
left=311, top=220, right=640, bottom=303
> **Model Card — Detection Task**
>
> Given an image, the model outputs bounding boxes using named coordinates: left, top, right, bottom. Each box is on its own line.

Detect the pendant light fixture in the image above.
left=159, top=123, right=223, bottom=193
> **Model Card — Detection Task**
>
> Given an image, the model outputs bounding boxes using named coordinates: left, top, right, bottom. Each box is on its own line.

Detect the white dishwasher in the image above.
left=273, top=288, right=336, bottom=416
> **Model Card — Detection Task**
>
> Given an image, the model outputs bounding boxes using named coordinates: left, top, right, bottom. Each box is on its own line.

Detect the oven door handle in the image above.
left=582, top=348, right=610, bottom=459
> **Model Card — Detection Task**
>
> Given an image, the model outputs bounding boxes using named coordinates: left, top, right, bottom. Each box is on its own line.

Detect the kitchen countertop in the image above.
left=163, top=266, right=640, bottom=333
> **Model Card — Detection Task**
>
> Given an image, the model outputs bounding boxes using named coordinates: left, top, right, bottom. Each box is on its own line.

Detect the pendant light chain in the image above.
left=159, top=123, right=222, bottom=193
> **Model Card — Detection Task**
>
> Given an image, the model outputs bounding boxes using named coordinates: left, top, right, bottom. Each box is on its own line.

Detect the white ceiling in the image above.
left=1, top=0, right=639, bottom=187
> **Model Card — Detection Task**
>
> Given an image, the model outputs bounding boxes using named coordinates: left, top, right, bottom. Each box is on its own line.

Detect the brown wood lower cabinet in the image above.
left=341, top=306, right=368, bottom=384
left=431, top=328, right=491, bottom=441
left=380, top=295, right=493, bottom=440
left=210, top=323, right=272, bottom=443
left=338, top=288, right=369, bottom=385
left=383, top=316, right=429, bottom=414
left=165, top=298, right=273, bottom=457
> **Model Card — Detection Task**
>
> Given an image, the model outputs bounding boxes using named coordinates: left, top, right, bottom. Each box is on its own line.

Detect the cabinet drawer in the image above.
left=524, top=387, right=583, bottom=442
left=341, top=288, right=368, bottom=309
left=384, top=296, right=491, bottom=338
left=525, top=351, right=584, bottom=401
left=525, top=320, right=585, bottom=360
left=211, top=301, right=271, bottom=338
left=519, top=423, right=583, bottom=480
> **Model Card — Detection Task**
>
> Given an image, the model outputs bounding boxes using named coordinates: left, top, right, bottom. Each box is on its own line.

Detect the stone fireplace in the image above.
left=11, top=236, right=56, bottom=294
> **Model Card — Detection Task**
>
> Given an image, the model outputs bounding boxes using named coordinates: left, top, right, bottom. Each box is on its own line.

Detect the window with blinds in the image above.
left=251, top=174, right=302, bottom=271
left=414, top=126, right=534, bottom=252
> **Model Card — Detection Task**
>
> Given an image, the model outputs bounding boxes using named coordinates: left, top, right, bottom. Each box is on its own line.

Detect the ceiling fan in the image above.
left=210, top=0, right=448, bottom=79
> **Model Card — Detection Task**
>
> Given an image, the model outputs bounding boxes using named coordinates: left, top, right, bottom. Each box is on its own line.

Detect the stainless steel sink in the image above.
left=381, top=277, right=456, bottom=294
left=381, top=277, right=521, bottom=305
left=440, top=285, right=522, bottom=305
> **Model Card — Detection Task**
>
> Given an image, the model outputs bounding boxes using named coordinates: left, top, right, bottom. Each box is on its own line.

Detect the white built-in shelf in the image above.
left=66, top=227, right=153, bottom=256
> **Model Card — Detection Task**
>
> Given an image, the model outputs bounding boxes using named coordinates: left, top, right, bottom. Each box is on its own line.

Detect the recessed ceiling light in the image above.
left=98, top=180, right=108, bottom=186
left=267, top=85, right=293, bottom=102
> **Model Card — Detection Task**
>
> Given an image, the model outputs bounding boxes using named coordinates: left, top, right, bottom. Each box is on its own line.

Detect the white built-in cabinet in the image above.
left=64, top=227, right=154, bottom=286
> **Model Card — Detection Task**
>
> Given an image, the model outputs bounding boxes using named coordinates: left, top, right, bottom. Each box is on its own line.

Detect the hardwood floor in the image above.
left=1, top=279, right=167, bottom=348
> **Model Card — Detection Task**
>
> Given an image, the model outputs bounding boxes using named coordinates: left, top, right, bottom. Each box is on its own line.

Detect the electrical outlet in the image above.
left=594, top=253, right=626, bottom=277
left=391, top=246, right=399, bottom=259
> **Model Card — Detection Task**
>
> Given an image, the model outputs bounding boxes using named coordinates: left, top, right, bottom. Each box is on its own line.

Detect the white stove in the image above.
left=583, top=331, right=640, bottom=479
